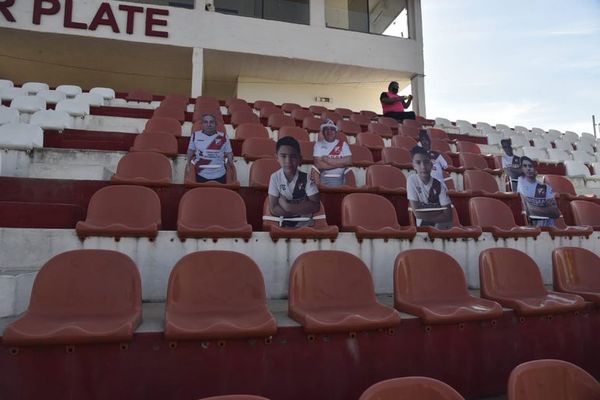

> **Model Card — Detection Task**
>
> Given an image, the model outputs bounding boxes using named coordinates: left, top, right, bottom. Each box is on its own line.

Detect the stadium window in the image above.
left=325, top=0, right=409, bottom=38
left=214, top=0, right=310, bottom=25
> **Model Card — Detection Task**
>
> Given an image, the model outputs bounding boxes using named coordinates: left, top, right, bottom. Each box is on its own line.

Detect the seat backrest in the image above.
left=145, top=117, right=182, bottom=136
left=377, top=116, right=399, bottom=129
left=459, top=153, right=489, bottom=170
left=564, top=161, right=591, bottom=177
left=126, top=89, right=152, bottom=102
left=552, top=247, right=600, bottom=293
left=268, top=113, right=296, bottom=130
left=0, top=105, right=20, bottom=125
left=334, top=107, right=353, bottom=118
left=323, top=111, right=343, bottom=123
left=56, top=84, right=83, bottom=98
left=228, top=101, right=253, bottom=114
left=178, top=187, right=249, bottom=228
left=10, top=95, right=46, bottom=112
left=167, top=251, right=268, bottom=313
left=249, top=158, right=280, bottom=188
left=359, top=377, right=465, bottom=400
left=381, top=147, right=411, bottom=165
left=337, top=120, right=362, bottom=136
left=308, top=105, right=327, bottom=115
left=428, top=128, right=449, bottom=140
left=342, top=193, right=400, bottom=230
left=360, top=110, right=377, bottom=119
left=469, top=197, right=517, bottom=229
left=391, top=135, right=418, bottom=150
left=401, top=125, right=420, bottom=140
left=27, top=249, right=141, bottom=317
left=55, top=99, right=90, bottom=116
left=131, top=132, right=178, bottom=155
left=241, top=137, right=276, bottom=160
left=235, top=123, right=269, bottom=140
left=198, top=396, right=270, bottom=400
left=302, top=116, right=323, bottom=132
left=508, top=359, right=600, bottom=400
left=195, top=95, right=220, bottom=108
left=22, top=81, right=49, bottom=94
left=278, top=126, right=310, bottom=142
left=0, top=122, right=44, bottom=149
left=0, top=87, right=27, bottom=101
left=231, top=111, right=260, bottom=126
left=289, top=251, right=378, bottom=309
left=291, top=108, right=313, bottom=122
left=253, top=100, right=275, bottom=110
left=479, top=248, right=547, bottom=298
left=36, top=89, right=66, bottom=105
left=456, top=140, right=481, bottom=154
left=463, top=170, right=501, bottom=193
left=114, top=152, right=172, bottom=183
left=281, top=102, right=301, bottom=113
left=357, top=132, right=384, bottom=149
left=90, top=87, right=116, bottom=100
left=85, top=185, right=162, bottom=228
left=431, top=139, right=452, bottom=153
left=367, top=122, right=393, bottom=136
left=570, top=200, right=600, bottom=226
left=402, top=119, right=423, bottom=130
left=30, top=110, right=72, bottom=130
left=366, top=165, right=407, bottom=191
left=75, top=93, right=104, bottom=107
left=350, top=114, right=372, bottom=127
left=542, top=175, right=576, bottom=196
left=259, top=105, right=282, bottom=119
left=348, top=144, right=374, bottom=164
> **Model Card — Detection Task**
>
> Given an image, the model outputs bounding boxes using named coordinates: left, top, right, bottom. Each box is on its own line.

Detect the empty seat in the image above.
left=564, top=161, right=591, bottom=178
left=302, top=116, right=323, bottom=133
left=74, top=93, right=104, bottom=107
left=554, top=138, right=574, bottom=151
left=267, top=113, right=296, bottom=131
left=359, top=377, right=466, bottom=400
left=231, top=111, right=259, bottom=127
left=409, top=206, right=483, bottom=239
left=165, top=251, right=276, bottom=340
left=522, top=147, right=548, bottom=161
left=10, top=95, right=45, bottom=113
left=199, top=395, right=270, bottom=400
left=36, top=89, right=66, bottom=105
left=0, top=122, right=44, bottom=149
left=259, top=105, right=282, bottom=119
left=252, top=100, right=275, bottom=110
left=456, top=140, right=481, bottom=154
left=177, top=188, right=252, bottom=239
left=76, top=185, right=161, bottom=239
left=2, top=249, right=142, bottom=345
left=0, top=87, right=27, bottom=101
left=249, top=158, right=280, bottom=189
left=163, top=93, right=189, bottom=106
left=469, top=197, right=540, bottom=238
left=322, top=111, right=343, bottom=123
left=337, top=120, right=362, bottom=137
left=391, top=135, right=418, bottom=150
left=195, top=96, right=220, bottom=108
left=278, top=126, right=310, bottom=142
left=360, top=110, right=378, bottom=119
left=281, top=102, right=301, bottom=113
left=377, top=116, right=399, bottom=129
left=241, top=137, right=276, bottom=161
left=546, top=149, right=571, bottom=162
left=365, top=165, right=407, bottom=194
left=543, top=174, right=589, bottom=200
left=289, top=250, right=401, bottom=333
left=30, top=110, right=72, bottom=130
left=553, top=247, right=600, bottom=303
left=308, top=105, right=327, bottom=115
left=126, top=90, right=152, bottom=102
left=55, top=99, right=89, bottom=117
left=430, top=139, right=452, bottom=154
left=228, top=101, right=253, bottom=114
left=401, top=125, right=420, bottom=140
left=357, top=132, right=385, bottom=150
left=299, top=140, right=315, bottom=164
left=380, top=147, right=412, bottom=169
left=342, top=193, right=416, bottom=239
left=0, top=79, right=13, bottom=89
left=130, top=133, right=178, bottom=157
left=508, top=359, right=600, bottom=400
left=367, top=122, right=393, bottom=138
left=153, top=105, right=185, bottom=122
left=402, top=119, right=423, bottom=130
left=235, top=123, right=269, bottom=140
left=111, top=152, right=172, bottom=187
left=291, top=108, right=313, bottom=123
left=428, top=128, right=449, bottom=141
left=394, top=250, right=502, bottom=324
left=570, top=200, right=600, bottom=229
left=144, top=117, right=182, bottom=136
left=262, top=199, right=338, bottom=240
left=532, top=137, right=551, bottom=149
left=0, top=105, right=20, bottom=125
left=463, top=169, right=513, bottom=197
left=56, top=84, right=83, bottom=98
left=89, top=87, right=116, bottom=102
left=348, top=144, right=374, bottom=167
left=334, top=107, right=353, bottom=118
left=459, top=153, right=501, bottom=175
left=350, top=114, right=372, bottom=129
left=571, top=150, right=596, bottom=163
left=479, top=248, right=585, bottom=316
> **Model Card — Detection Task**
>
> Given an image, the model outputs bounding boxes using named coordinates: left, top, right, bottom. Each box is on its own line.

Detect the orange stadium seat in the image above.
left=231, top=111, right=260, bottom=127
left=359, top=377, right=466, bottom=400
left=311, top=167, right=358, bottom=192
left=401, top=125, right=420, bottom=140
left=235, top=123, right=269, bottom=140
left=350, top=114, right=372, bottom=130
left=463, top=169, right=515, bottom=198
left=469, top=197, right=540, bottom=238
left=130, top=133, right=178, bottom=157
left=144, top=117, right=182, bottom=136
left=241, top=137, right=276, bottom=162
left=76, top=185, right=161, bottom=239
left=543, top=174, right=593, bottom=201
left=262, top=200, right=338, bottom=240
left=357, top=132, right=385, bottom=150
left=228, top=101, right=253, bottom=114
left=322, top=111, right=343, bottom=123
left=164, top=251, right=277, bottom=341
left=349, top=144, right=374, bottom=167
left=153, top=105, right=185, bottom=123
left=268, top=114, right=297, bottom=131
left=408, top=206, right=483, bottom=239
left=428, top=128, right=450, bottom=141
left=195, top=96, right=220, bottom=108
left=430, top=139, right=452, bottom=154
left=391, top=135, right=418, bottom=150
left=540, top=216, right=593, bottom=238
left=225, top=98, right=248, bottom=107
left=402, top=119, right=423, bottom=130
left=253, top=100, right=275, bottom=110
left=309, top=105, right=328, bottom=115
left=163, top=93, right=189, bottom=106
left=249, top=158, right=280, bottom=190
left=281, top=102, right=302, bottom=114
left=553, top=247, right=600, bottom=303
left=367, top=122, right=393, bottom=138
left=341, top=193, right=417, bottom=239
left=479, top=248, right=585, bottom=316
left=377, top=116, right=399, bottom=130
left=380, top=147, right=413, bottom=169
left=198, top=396, right=270, bottom=400
left=299, top=140, right=315, bottom=164
left=302, top=116, right=324, bottom=133
left=394, top=249, right=502, bottom=324
left=288, top=250, right=401, bottom=333
left=456, top=140, right=481, bottom=154
left=337, top=120, right=362, bottom=137
left=177, top=188, right=253, bottom=239
left=111, top=152, right=172, bottom=187
left=291, top=108, right=313, bottom=123
left=278, top=126, right=310, bottom=142
left=259, top=105, right=282, bottom=118
left=334, top=108, right=353, bottom=119
left=460, top=153, right=502, bottom=175
left=359, top=110, right=378, bottom=119
left=126, top=90, right=153, bottom=102
left=365, top=165, right=407, bottom=194
left=570, top=200, right=600, bottom=229
left=508, top=359, right=600, bottom=400
left=2, top=250, right=142, bottom=345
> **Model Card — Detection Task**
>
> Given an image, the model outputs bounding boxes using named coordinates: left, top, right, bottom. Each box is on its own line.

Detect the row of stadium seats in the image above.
left=4, top=246, right=598, bottom=345
left=201, top=359, right=600, bottom=400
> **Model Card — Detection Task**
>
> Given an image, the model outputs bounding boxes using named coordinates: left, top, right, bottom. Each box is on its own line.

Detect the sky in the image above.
left=420, top=0, right=600, bottom=134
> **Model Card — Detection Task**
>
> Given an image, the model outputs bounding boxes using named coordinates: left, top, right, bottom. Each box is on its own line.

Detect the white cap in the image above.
left=320, top=119, right=338, bottom=132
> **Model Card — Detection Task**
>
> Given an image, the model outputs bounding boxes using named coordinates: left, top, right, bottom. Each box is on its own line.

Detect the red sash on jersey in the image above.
left=206, top=133, right=227, bottom=150
left=328, top=140, right=345, bottom=156
left=191, top=132, right=227, bottom=174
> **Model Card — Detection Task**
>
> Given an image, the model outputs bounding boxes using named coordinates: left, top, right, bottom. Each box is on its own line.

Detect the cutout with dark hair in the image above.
left=520, top=156, right=536, bottom=167
left=276, top=136, right=301, bottom=155
left=410, top=145, right=429, bottom=159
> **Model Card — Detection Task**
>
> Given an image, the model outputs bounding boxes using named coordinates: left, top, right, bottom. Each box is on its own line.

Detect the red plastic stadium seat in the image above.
left=165, top=251, right=277, bottom=340
left=391, top=135, right=418, bottom=150
left=508, top=359, right=600, bottom=400
left=402, top=119, right=423, bottom=130
left=334, top=108, right=353, bottom=119
left=456, top=140, right=481, bottom=154
left=365, top=165, right=407, bottom=194
left=359, top=377, right=466, bottom=400
left=184, top=163, right=240, bottom=190
left=163, top=93, right=189, bottom=107
left=249, top=158, right=280, bottom=190
left=342, top=193, right=417, bottom=239
left=228, top=101, right=253, bottom=114
left=367, top=122, right=393, bottom=138
left=241, top=137, right=276, bottom=162
left=429, top=128, right=449, bottom=141
left=350, top=114, right=372, bottom=130
left=394, top=250, right=502, bottom=324
left=198, top=396, right=270, bottom=400
left=276, top=127, right=308, bottom=144
left=463, top=170, right=516, bottom=199
left=380, top=147, right=412, bottom=169
left=288, top=250, right=401, bottom=333
left=111, top=152, right=172, bottom=187
left=126, top=90, right=153, bottom=102
left=302, top=116, right=324, bottom=133
left=543, top=175, right=594, bottom=201
left=259, top=105, right=282, bottom=119
left=479, top=248, right=585, bottom=316
left=268, top=113, right=296, bottom=131
left=226, top=98, right=248, bottom=107
left=357, top=132, right=385, bottom=151
left=262, top=199, right=338, bottom=240
left=153, top=105, right=185, bottom=123
left=76, top=185, right=161, bottom=239
left=291, top=108, right=313, bottom=123
left=144, top=117, right=182, bottom=136
left=309, top=105, right=328, bottom=115
left=337, top=120, right=362, bottom=137
left=130, top=133, right=178, bottom=157
left=2, top=250, right=142, bottom=345
left=571, top=200, right=600, bottom=230
left=377, top=116, right=399, bottom=130
left=235, top=123, right=269, bottom=140
left=322, top=111, right=343, bottom=123
left=408, top=207, right=483, bottom=239
left=553, top=247, right=600, bottom=303
left=469, top=197, right=540, bottom=238
left=252, top=100, right=275, bottom=111
left=299, top=140, right=315, bottom=164
left=281, top=102, right=302, bottom=114
left=401, top=125, right=420, bottom=140
left=231, top=111, right=260, bottom=127
left=177, top=188, right=252, bottom=239
left=195, top=96, right=220, bottom=108
left=540, top=216, right=593, bottom=238
left=430, top=139, right=452, bottom=154
left=459, top=153, right=502, bottom=175
left=349, top=144, right=374, bottom=167
left=359, top=110, right=378, bottom=119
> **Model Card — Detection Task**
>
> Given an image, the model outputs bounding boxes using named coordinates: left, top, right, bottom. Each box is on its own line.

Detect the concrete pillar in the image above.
left=411, top=74, right=426, bottom=117
left=191, top=47, right=204, bottom=97
left=310, top=0, right=326, bottom=28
